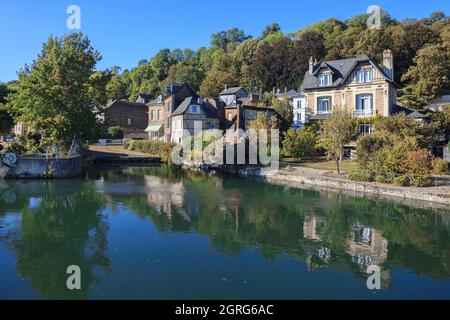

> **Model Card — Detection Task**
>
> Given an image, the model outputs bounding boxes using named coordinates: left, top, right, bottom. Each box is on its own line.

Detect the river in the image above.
left=0, top=165, right=449, bottom=299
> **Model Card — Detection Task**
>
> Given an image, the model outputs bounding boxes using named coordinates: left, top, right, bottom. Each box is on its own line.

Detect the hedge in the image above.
left=123, top=140, right=175, bottom=162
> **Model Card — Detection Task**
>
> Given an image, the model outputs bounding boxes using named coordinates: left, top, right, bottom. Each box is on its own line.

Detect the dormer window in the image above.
left=319, top=73, right=332, bottom=86
left=356, top=69, right=373, bottom=83
left=190, top=105, right=199, bottom=113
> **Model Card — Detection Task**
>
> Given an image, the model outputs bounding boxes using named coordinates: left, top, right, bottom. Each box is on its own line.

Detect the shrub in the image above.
left=409, top=175, right=432, bottom=187
left=403, top=149, right=431, bottom=176
left=349, top=170, right=374, bottom=182
left=393, top=175, right=410, bottom=187
left=5, top=141, right=27, bottom=154
left=124, top=140, right=175, bottom=162
left=108, top=126, right=123, bottom=139
left=374, top=175, right=390, bottom=183
left=432, top=158, right=449, bottom=175
left=282, top=128, right=316, bottom=159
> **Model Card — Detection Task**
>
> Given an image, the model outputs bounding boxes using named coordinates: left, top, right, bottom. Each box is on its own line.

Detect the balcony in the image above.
left=353, top=109, right=376, bottom=117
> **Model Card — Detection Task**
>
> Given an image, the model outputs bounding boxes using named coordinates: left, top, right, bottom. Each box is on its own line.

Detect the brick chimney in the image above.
left=383, top=49, right=394, bottom=80
left=309, top=56, right=314, bottom=74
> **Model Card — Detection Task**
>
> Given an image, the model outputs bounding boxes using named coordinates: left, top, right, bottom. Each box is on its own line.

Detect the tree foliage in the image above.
left=7, top=33, right=103, bottom=147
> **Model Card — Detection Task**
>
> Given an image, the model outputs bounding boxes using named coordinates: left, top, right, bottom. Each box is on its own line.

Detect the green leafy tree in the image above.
left=7, top=33, right=102, bottom=147
left=0, top=82, right=14, bottom=135
left=282, top=127, right=316, bottom=159
left=318, top=108, right=354, bottom=173
left=211, top=28, right=252, bottom=52
left=199, top=52, right=235, bottom=96
left=401, top=42, right=450, bottom=102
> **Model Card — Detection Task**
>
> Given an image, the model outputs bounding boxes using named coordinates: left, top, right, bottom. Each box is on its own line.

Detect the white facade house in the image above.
left=292, top=94, right=307, bottom=130
left=171, top=97, right=220, bottom=144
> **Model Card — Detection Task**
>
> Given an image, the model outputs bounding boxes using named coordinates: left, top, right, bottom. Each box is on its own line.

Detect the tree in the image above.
left=199, top=52, right=235, bottom=96
left=108, top=126, right=123, bottom=139
left=106, top=75, right=129, bottom=101
left=261, top=23, right=281, bottom=39
left=282, top=127, right=316, bottom=159
left=272, top=96, right=293, bottom=132
left=401, top=43, right=450, bottom=102
left=7, top=33, right=103, bottom=147
left=318, top=108, right=354, bottom=173
left=211, top=28, right=252, bottom=51
left=0, top=83, right=14, bottom=135
left=289, top=32, right=326, bottom=87
left=169, top=64, right=205, bottom=92
left=252, top=37, right=293, bottom=91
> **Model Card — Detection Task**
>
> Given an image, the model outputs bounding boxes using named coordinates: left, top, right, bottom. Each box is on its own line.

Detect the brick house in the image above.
left=104, top=100, right=149, bottom=139
left=147, top=83, right=196, bottom=142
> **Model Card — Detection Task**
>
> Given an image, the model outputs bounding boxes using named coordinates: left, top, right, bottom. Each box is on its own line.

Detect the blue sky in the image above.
left=0, top=0, right=448, bottom=82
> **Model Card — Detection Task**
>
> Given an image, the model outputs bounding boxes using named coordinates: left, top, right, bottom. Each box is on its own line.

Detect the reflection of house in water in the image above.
left=303, top=215, right=331, bottom=271
left=303, top=214, right=326, bottom=241
left=144, top=176, right=190, bottom=222
left=347, top=223, right=388, bottom=269
left=347, top=223, right=391, bottom=289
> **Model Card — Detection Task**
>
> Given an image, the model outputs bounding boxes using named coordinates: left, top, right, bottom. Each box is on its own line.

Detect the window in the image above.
left=128, top=118, right=131, bottom=126
left=151, top=111, right=155, bottom=121
left=356, top=69, right=373, bottom=83
left=157, top=110, right=161, bottom=120
left=190, top=105, right=199, bottom=113
left=356, top=94, right=373, bottom=113
left=317, top=96, right=332, bottom=113
left=319, top=73, right=332, bottom=86
left=358, top=124, right=373, bottom=135
left=365, top=69, right=372, bottom=82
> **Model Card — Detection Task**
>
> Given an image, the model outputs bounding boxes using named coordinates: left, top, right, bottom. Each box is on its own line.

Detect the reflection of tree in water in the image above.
left=0, top=181, right=110, bottom=299
left=118, top=167, right=450, bottom=283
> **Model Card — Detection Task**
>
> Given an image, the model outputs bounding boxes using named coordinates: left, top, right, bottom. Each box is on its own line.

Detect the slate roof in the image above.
left=392, top=105, right=429, bottom=119
left=136, top=93, right=152, bottom=103
left=301, top=54, right=398, bottom=90
left=105, top=100, right=149, bottom=109
left=172, top=97, right=218, bottom=118
left=220, top=87, right=246, bottom=95
left=276, top=89, right=298, bottom=98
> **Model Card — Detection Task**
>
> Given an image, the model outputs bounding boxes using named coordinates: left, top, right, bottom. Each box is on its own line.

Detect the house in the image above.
left=135, top=93, right=152, bottom=104
left=224, top=99, right=277, bottom=132
left=104, top=100, right=149, bottom=139
left=275, top=89, right=299, bottom=106
left=300, top=49, right=401, bottom=134
left=12, top=122, right=27, bottom=136
left=170, top=97, right=220, bottom=144
left=147, top=83, right=196, bottom=142
left=428, top=95, right=450, bottom=110
left=219, top=86, right=248, bottom=106
left=292, top=91, right=307, bottom=130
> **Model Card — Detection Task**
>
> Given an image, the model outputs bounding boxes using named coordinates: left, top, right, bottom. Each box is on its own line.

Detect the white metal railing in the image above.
left=353, top=109, right=376, bottom=117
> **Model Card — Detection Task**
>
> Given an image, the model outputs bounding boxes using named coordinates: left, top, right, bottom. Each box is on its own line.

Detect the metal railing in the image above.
left=353, top=109, right=376, bottom=117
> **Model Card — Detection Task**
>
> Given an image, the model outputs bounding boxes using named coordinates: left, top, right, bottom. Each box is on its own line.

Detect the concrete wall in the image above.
left=6, top=155, right=83, bottom=179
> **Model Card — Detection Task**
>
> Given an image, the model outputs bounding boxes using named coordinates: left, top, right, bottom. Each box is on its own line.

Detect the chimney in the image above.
left=383, top=49, right=394, bottom=80
left=224, top=84, right=228, bottom=90
left=309, top=56, right=314, bottom=74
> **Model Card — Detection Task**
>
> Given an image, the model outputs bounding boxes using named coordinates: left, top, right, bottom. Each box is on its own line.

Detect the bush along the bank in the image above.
left=349, top=170, right=374, bottom=182
left=123, top=140, right=175, bottom=162
left=432, top=158, right=450, bottom=175
left=353, top=114, right=436, bottom=187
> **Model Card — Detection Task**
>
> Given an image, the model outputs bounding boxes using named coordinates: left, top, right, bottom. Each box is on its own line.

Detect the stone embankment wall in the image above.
left=6, top=155, right=83, bottom=179
left=237, top=166, right=450, bottom=207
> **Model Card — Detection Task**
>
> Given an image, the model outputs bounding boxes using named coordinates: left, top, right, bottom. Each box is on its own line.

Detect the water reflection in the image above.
left=0, top=165, right=449, bottom=299
left=0, top=180, right=110, bottom=299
